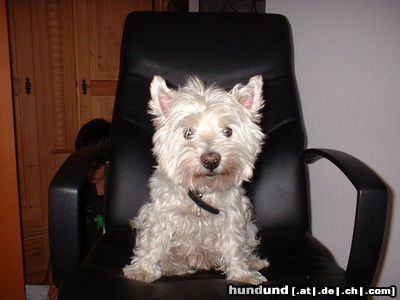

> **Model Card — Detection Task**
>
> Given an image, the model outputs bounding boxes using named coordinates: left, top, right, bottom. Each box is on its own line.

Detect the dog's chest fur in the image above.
left=146, top=170, right=245, bottom=237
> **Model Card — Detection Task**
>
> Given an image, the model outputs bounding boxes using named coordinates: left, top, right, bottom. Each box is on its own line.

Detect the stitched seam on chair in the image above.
left=267, top=118, right=299, bottom=134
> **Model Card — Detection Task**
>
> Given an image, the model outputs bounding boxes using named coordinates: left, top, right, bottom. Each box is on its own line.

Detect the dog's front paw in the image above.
left=248, top=257, right=270, bottom=271
left=228, top=271, right=267, bottom=285
left=123, top=264, right=161, bottom=283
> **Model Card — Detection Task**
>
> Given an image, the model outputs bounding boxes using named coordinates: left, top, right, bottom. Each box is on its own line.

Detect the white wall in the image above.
left=266, top=0, right=400, bottom=288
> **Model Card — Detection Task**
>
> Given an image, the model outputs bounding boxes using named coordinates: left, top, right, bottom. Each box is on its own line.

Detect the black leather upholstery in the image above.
left=49, top=12, right=387, bottom=299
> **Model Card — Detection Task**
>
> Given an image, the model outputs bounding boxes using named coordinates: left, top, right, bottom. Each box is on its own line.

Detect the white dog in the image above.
left=123, top=75, right=269, bottom=285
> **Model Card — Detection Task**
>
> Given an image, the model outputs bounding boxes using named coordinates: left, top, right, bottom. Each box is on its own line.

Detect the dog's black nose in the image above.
left=201, top=152, right=221, bottom=171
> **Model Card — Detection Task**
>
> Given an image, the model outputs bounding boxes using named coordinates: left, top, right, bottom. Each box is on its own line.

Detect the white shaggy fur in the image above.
left=123, top=75, right=269, bottom=285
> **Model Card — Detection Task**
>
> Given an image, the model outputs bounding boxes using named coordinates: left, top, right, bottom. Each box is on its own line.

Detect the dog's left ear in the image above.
left=231, top=75, right=264, bottom=116
left=149, top=75, right=174, bottom=118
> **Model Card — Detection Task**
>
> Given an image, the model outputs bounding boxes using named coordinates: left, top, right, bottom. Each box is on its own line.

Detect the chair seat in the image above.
left=58, top=228, right=351, bottom=300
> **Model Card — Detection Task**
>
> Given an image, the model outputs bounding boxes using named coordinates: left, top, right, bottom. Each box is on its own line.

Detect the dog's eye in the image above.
left=222, top=127, right=232, bottom=137
left=184, top=128, right=195, bottom=139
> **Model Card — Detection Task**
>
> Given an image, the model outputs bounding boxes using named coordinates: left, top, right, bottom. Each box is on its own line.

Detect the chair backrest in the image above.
left=107, top=12, right=309, bottom=232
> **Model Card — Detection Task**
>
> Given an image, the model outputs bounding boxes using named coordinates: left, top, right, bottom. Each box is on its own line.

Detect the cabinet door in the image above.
left=8, top=0, right=78, bottom=283
left=8, top=0, right=165, bottom=284
left=74, top=0, right=156, bottom=125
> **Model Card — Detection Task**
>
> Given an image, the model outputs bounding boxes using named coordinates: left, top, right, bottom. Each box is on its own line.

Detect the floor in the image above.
left=25, top=285, right=50, bottom=300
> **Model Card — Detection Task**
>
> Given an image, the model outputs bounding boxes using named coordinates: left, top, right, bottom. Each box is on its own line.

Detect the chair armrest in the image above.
left=304, top=148, right=388, bottom=287
left=48, top=147, right=102, bottom=286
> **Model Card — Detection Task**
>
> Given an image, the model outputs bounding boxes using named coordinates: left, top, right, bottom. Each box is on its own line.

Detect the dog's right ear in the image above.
left=149, top=76, right=173, bottom=119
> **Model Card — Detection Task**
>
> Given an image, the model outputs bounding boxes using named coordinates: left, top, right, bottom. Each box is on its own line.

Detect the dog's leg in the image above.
left=218, top=212, right=268, bottom=285
left=223, top=253, right=267, bottom=285
left=123, top=221, right=171, bottom=282
left=161, top=258, right=197, bottom=277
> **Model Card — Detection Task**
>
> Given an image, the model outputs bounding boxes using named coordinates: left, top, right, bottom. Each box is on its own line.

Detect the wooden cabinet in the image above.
left=8, top=0, right=164, bottom=284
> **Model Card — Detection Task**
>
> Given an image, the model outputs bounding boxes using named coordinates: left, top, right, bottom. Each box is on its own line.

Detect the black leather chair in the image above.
left=49, top=12, right=388, bottom=299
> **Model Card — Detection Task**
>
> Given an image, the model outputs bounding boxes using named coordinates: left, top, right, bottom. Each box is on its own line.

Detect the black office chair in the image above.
left=49, top=12, right=387, bottom=299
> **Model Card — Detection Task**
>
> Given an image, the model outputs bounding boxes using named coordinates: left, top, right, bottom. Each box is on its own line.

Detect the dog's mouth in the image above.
left=192, top=168, right=235, bottom=191
left=198, top=169, right=228, bottom=178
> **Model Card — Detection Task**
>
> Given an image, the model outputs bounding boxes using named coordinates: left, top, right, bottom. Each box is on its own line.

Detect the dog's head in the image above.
left=148, top=75, right=265, bottom=192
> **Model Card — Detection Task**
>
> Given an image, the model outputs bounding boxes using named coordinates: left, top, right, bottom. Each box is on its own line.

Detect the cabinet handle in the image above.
left=81, top=79, right=88, bottom=95
left=25, top=77, right=32, bottom=95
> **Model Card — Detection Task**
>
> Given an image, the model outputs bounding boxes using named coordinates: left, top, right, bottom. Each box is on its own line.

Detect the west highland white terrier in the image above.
left=123, top=75, right=269, bottom=285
